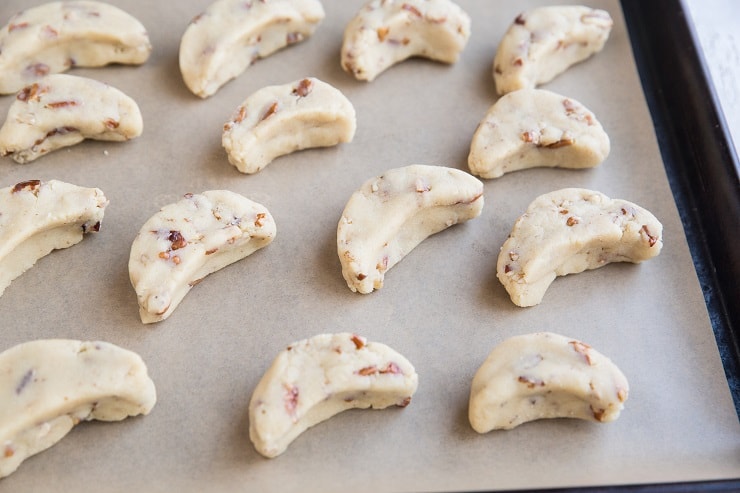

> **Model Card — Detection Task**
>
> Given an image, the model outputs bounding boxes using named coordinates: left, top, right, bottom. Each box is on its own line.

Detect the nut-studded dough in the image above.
left=129, top=190, right=276, bottom=324
left=341, top=0, right=471, bottom=82
left=0, top=179, right=107, bottom=298
left=179, top=0, right=325, bottom=98
left=0, top=74, right=143, bottom=163
left=337, top=164, right=484, bottom=294
left=469, top=332, right=628, bottom=432
left=222, top=77, right=356, bottom=174
left=493, top=6, right=613, bottom=95
left=0, top=1, right=151, bottom=95
left=497, top=188, right=662, bottom=307
left=0, top=339, right=156, bottom=478
left=468, top=89, right=610, bottom=179
left=249, top=332, right=418, bottom=458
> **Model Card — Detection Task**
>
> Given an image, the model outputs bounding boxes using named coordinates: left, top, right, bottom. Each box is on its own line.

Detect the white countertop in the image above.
left=684, top=0, right=740, bottom=160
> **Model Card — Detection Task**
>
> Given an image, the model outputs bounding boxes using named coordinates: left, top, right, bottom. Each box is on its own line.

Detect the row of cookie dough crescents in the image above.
left=0, top=178, right=109, bottom=299
left=248, top=331, right=419, bottom=458
left=336, top=164, right=484, bottom=294
left=128, top=189, right=276, bottom=324
left=0, top=0, right=152, bottom=96
left=494, top=187, right=663, bottom=308
left=0, top=73, right=143, bottom=164
left=0, top=338, right=157, bottom=479
left=221, top=76, right=357, bottom=174
left=177, top=0, right=473, bottom=97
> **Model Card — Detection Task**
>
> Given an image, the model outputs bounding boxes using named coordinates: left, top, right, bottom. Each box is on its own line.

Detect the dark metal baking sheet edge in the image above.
left=620, top=0, right=740, bottom=419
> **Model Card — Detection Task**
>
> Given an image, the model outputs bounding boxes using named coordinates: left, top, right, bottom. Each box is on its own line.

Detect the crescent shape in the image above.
left=0, top=1, right=151, bottom=94
left=179, top=0, right=325, bottom=98
left=469, top=332, right=629, bottom=433
left=468, top=88, right=610, bottom=179
left=337, top=164, right=483, bottom=294
left=222, top=77, right=356, bottom=174
left=0, top=179, right=108, bottom=299
left=0, top=339, right=156, bottom=478
left=249, top=332, right=418, bottom=458
left=340, top=0, right=471, bottom=82
left=0, top=74, right=143, bottom=163
left=497, top=188, right=663, bottom=307
left=493, top=6, right=613, bottom=95
left=129, top=190, right=276, bottom=324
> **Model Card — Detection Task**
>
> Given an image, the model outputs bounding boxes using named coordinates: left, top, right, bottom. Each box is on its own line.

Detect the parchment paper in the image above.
left=1, top=0, right=738, bottom=491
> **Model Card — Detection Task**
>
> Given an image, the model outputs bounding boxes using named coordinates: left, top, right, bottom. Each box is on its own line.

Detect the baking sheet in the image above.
left=1, top=0, right=738, bottom=491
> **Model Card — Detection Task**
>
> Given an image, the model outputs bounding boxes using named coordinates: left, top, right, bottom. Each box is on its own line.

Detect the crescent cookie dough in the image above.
left=222, top=77, right=356, bottom=174
left=493, top=5, right=613, bottom=95
left=129, top=190, right=276, bottom=324
left=468, top=88, right=610, bottom=179
left=468, top=332, right=628, bottom=433
left=249, top=332, right=418, bottom=458
left=337, top=164, right=484, bottom=294
left=497, top=188, right=663, bottom=307
left=341, top=0, right=471, bottom=82
left=0, top=1, right=151, bottom=94
left=0, top=74, right=143, bottom=164
left=179, top=0, right=325, bottom=98
left=0, top=179, right=107, bottom=298
left=0, top=339, right=156, bottom=479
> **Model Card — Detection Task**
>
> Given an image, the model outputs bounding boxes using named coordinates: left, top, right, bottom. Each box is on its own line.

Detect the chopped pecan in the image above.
left=398, top=396, right=412, bottom=407
left=42, top=25, right=58, bottom=38
left=380, top=362, right=401, bottom=375
left=517, top=375, right=545, bottom=388
left=514, top=14, right=526, bottom=25
left=377, top=26, right=389, bottom=41
left=25, top=62, right=50, bottom=77
left=82, top=221, right=101, bottom=233
left=546, top=136, right=575, bottom=148
left=45, top=100, right=79, bottom=109
left=591, top=405, right=606, bottom=421
left=350, top=334, right=365, bottom=350
left=640, top=225, right=658, bottom=247
left=402, top=3, right=422, bottom=17
left=254, top=212, right=266, bottom=227
left=35, top=126, right=78, bottom=147
left=168, top=230, right=187, bottom=250
left=357, top=365, right=378, bottom=376
left=415, top=177, right=430, bottom=193
left=569, top=340, right=593, bottom=365
left=617, top=387, right=628, bottom=402
left=3, top=445, right=14, bottom=458
left=284, top=384, right=299, bottom=417
left=521, top=130, right=539, bottom=144
left=8, top=22, right=29, bottom=32
left=12, top=180, right=41, bottom=194
left=566, top=216, right=579, bottom=226
left=286, top=32, right=303, bottom=45
left=291, top=78, right=313, bottom=98
left=261, top=101, right=279, bottom=121
left=563, top=98, right=595, bottom=125
left=17, top=82, right=47, bottom=102
left=104, top=118, right=120, bottom=130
